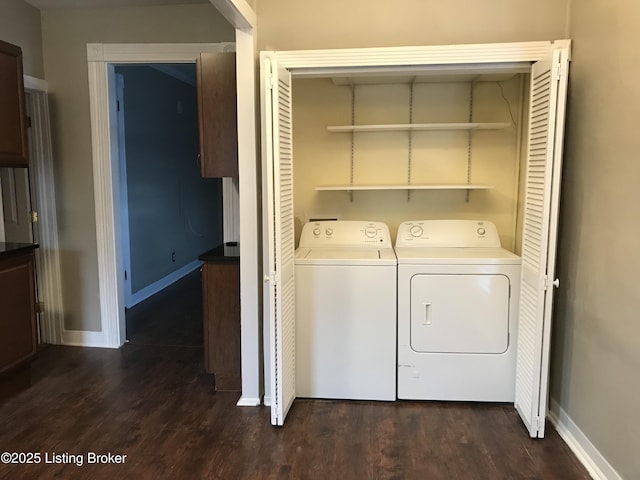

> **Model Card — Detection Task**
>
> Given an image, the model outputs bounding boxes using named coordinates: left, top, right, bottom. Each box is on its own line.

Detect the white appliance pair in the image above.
left=294, top=219, right=521, bottom=403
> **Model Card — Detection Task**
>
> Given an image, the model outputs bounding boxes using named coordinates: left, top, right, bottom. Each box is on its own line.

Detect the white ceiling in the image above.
left=25, top=0, right=208, bottom=9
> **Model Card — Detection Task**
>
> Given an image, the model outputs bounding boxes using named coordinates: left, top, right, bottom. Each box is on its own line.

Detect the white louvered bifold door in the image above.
left=264, top=58, right=296, bottom=426
left=515, top=48, right=569, bottom=438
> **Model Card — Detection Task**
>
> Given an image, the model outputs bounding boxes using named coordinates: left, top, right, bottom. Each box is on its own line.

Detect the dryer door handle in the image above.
left=423, top=303, right=432, bottom=325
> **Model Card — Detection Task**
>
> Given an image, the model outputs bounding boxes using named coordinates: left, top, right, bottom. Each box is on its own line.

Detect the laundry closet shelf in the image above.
left=315, top=184, right=494, bottom=192
left=327, top=122, right=511, bottom=133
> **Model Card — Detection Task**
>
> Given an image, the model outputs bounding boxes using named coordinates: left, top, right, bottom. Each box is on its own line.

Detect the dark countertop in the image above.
left=199, top=242, right=240, bottom=264
left=0, top=242, right=39, bottom=260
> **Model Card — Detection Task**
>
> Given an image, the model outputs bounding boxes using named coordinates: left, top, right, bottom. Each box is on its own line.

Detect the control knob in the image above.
left=410, top=225, right=423, bottom=237
left=477, top=227, right=486, bottom=236
left=325, top=228, right=333, bottom=236
left=365, top=227, right=377, bottom=238
left=313, top=228, right=321, bottom=236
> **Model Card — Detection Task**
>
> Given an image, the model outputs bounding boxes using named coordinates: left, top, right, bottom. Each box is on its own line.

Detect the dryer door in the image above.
left=410, top=274, right=510, bottom=354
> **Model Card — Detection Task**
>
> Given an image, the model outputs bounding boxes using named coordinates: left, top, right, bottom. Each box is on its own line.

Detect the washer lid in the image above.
left=295, top=247, right=397, bottom=265
left=395, top=247, right=521, bottom=265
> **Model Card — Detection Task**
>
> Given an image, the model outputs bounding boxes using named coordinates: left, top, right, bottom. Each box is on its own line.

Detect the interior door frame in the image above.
left=87, top=42, right=235, bottom=349
left=87, top=0, right=261, bottom=408
left=261, top=40, right=571, bottom=423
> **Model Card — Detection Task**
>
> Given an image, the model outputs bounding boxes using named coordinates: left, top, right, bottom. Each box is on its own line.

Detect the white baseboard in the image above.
left=61, top=329, right=111, bottom=348
left=548, top=399, right=623, bottom=480
left=236, top=396, right=262, bottom=407
left=263, top=395, right=271, bottom=407
left=128, top=259, right=202, bottom=308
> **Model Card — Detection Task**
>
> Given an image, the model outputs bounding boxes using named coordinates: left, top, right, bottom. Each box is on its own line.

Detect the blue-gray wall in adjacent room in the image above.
left=115, top=64, right=222, bottom=294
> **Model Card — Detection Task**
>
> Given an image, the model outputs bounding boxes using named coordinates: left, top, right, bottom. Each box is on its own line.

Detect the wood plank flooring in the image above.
left=125, top=269, right=203, bottom=347
left=0, top=275, right=590, bottom=479
left=0, top=343, right=590, bottom=480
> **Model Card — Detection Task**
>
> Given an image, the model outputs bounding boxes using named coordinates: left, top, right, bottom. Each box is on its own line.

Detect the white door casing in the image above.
left=263, top=57, right=296, bottom=426
left=261, top=41, right=571, bottom=430
left=514, top=49, right=569, bottom=438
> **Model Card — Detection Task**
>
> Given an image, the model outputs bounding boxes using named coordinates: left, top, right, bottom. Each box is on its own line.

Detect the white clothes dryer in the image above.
left=395, top=220, right=521, bottom=402
left=295, top=220, right=396, bottom=401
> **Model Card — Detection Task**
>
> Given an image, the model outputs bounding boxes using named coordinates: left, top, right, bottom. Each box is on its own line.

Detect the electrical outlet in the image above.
left=172, top=252, right=176, bottom=262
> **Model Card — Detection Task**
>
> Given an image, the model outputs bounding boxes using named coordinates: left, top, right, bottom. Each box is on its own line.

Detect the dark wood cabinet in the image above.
left=197, top=52, right=238, bottom=178
left=202, top=261, right=241, bottom=391
left=0, top=40, right=28, bottom=168
left=0, top=248, right=37, bottom=377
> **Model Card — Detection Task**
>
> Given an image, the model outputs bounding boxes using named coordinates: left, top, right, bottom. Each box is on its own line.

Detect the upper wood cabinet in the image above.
left=197, top=52, right=238, bottom=178
left=0, top=40, right=28, bottom=168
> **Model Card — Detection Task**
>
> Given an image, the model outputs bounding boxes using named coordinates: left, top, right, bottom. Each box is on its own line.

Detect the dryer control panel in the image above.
left=299, top=220, right=392, bottom=248
left=396, top=220, right=501, bottom=248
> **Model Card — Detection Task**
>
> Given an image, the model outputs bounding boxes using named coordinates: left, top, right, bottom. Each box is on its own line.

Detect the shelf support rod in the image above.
left=350, top=84, right=355, bottom=202
left=407, top=82, right=414, bottom=201
left=466, top=81, right=475, bottom=202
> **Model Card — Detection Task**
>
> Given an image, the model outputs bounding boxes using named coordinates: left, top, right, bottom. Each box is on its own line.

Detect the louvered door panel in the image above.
left=515, top=50, right=564, bottom=438
left=264, top=59, right=296, bottom=426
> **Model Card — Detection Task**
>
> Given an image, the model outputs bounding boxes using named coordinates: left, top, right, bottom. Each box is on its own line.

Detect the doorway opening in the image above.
left=113, top=63, right=223, bottom=348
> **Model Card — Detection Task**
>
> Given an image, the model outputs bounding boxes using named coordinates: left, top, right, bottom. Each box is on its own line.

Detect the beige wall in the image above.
left=292, top=76, right=524, bottom=250
left=0, top=0, right=44, bottom=77
left=552, top=1, right=640, bottom=478
left=256, top=0, right=568, bottom=51
left=260, top=0, right=640, bottom=477
left=40, top=4, right=234, bottom=331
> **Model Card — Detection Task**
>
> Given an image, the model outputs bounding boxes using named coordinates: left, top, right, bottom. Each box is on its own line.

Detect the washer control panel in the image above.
left=395, top=220, right=502, bottom=248
left=299, top=220, right=392, bottom=248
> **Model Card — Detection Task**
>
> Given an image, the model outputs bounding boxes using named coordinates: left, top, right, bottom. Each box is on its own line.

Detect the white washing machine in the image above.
left=395, top=220, right=521, bottom=402
left=295, top=220, right=396, bottom=401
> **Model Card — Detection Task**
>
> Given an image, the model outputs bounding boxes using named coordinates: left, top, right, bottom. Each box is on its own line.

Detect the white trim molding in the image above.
left=23, top=75, right=48, bottom=92
left=87, top=42, right=235, bottom=62
left=236, top=396, right=262, bottom=407
left=208, top=0, right=256, bottom=31
left=129, top=260, right=202, bottom=308
left=549, top=399, right=624, bottom=480
left=267, top=40, right=569, bottom=75
left=62, top=329, right=108, bottom=348
left=235, top=28, right=262, bottom=406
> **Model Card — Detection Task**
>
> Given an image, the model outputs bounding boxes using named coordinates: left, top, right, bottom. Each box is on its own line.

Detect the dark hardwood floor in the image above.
left=125, top=269, right=203, bottom=347
left=0, top=274, right=590, bottom=479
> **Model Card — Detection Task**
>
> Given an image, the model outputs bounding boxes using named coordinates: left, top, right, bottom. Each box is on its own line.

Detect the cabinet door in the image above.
left=0, top=251, right=37, bottom=376
left=197, top=52, right=238, bottom=178
left=202, top=262, right=241, bottom=391
left=0, top=40, right=28, bottom=167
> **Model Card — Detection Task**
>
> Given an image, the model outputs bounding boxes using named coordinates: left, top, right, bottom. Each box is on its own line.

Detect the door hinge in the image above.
left=29, top=210, right=38, bottom=223
left=264, top=272, right=278, bottom=286
left=533, top=415, right=542, bottom=432
left=36, top=301, right=45, bottom=314
left=27, top=116, right=32, bottom=128
left=117, top=100, right=120, bottom=112
left=267, top=74, right=275, bottom=90
left=124, top=270, right=127, bottom=281
left=544, top=276, right=560, bottom=290
left=553, top=63, right=565, bottom=82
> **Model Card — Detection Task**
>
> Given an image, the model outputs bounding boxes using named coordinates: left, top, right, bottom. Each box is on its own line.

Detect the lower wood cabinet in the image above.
left=202, top=261, right=241, bottom=391
left=0, top=249, right=37, bottom=377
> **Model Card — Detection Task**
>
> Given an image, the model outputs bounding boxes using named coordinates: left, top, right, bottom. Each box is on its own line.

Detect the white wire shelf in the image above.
left=327, top=122, right=511, bottom=133
left=315, top=183, right=494, bottom=192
